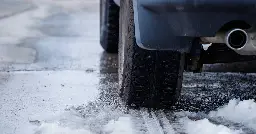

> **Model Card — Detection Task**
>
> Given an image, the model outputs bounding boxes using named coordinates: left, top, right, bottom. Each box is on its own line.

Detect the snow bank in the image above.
left=209, top=99, right=256, bottom=130
left=181, top=117, right=242, bottom=134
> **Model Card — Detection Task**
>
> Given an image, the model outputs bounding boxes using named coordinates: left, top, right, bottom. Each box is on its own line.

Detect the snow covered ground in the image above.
left=32, top=99, right=256, bottom=134
left=0, top=0, right=256, bottom=134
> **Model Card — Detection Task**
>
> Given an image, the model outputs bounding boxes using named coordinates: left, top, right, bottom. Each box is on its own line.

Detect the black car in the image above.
left=100, top=0, right=256, bottom=108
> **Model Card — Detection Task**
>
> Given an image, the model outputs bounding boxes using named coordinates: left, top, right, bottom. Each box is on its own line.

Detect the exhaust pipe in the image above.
left=226, top=29, right=247, bottom=49
left=201, top=29, right=256, bottom=55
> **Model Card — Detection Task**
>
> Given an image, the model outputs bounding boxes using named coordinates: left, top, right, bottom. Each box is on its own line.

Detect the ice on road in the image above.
left=0, top=0, right=255, bottom=134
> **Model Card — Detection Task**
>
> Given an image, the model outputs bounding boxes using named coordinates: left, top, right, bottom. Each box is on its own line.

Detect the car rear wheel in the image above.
left=119, top=0, right=185, bottom=108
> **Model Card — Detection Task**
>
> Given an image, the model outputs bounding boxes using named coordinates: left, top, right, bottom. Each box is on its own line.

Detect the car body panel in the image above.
left=133, top=0, right=256, bottom=51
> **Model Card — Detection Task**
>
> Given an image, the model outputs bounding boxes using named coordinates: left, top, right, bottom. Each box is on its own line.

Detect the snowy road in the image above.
left=0, top=0, right=256, bottom=134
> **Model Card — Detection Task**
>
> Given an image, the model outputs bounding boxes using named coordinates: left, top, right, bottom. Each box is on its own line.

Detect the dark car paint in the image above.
left=133, top=0, right=256, bottom=52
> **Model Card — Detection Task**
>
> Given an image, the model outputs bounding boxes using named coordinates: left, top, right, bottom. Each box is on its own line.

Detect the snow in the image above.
left=209, top=99, right=256, bottom=130
left=0, top=70, right=100, bottom=134
left=1, top=0, right=256, bottom=134
left=33, top=111, right=134, bottom=134
left=35, top=123, right=93, bottom=134
left=104, top=116, right=134, bottom=134
left=0, top=6, right=48, bottom=46
left=33, top=111, right=93, bottom=134
left=182, top=118, right=242, bottom=134
left=176, top=99, right=256, bottom=134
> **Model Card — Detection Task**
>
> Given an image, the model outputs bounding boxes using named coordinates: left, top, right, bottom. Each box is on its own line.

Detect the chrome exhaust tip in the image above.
left=226, top=29, right=248, bottom=49
left=200, top=28, right=256, bottom=55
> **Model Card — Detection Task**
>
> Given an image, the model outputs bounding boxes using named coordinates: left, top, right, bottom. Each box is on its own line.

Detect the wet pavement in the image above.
left=0, top=0, right=256, bottom=134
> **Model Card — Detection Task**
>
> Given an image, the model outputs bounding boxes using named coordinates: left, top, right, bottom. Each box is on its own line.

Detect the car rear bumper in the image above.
left=133, top=0, right=256, bottom=52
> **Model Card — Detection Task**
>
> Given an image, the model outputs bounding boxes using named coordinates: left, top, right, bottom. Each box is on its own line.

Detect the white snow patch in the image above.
left=209, top=99, right=256, bottom=130
left=33, top=110, right=93, bottom=134
left=35, top=123, right=92, bottom=134
left=181, top=117, right=242, bottom=134
left=104, top=116, right=134, bottom=134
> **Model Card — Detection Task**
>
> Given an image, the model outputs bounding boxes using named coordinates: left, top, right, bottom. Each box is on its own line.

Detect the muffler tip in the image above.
left=227, top=29, right=248, bottom=49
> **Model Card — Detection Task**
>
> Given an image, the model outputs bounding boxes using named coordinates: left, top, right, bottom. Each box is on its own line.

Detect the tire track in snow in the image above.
left=141, top=110, right=165, bottom=134
left=129, top=110, right=148, bottom=134
left=154, top=111, right=176, bottom=134
left=164, top=112, right=187, bottom=134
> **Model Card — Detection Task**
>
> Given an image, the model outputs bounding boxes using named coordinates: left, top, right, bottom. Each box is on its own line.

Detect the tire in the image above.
left=119, top=0, right=185, bottom=108
left=100, top=0, right=119, bottom=53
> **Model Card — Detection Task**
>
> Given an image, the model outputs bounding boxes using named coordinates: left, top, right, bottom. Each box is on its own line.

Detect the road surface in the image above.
left=0, top=0, right=256, bottom=134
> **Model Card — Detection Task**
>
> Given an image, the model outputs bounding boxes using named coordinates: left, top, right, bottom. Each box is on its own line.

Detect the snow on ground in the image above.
left=104, top=116, right=134, bottom=134
left=0, top=5, right=48, bottom=46
left=35, top=123, right=92, bottom=134
left=34, top=99, right=256, bottom=134
left=35, top=116, right=134, bottom=134
left=174, top=99, right=256, bottom=134
left=209, top=99, right=256, bottom=131
left=33, top=109, right=134, bottom=134
left=33, top=111, right=93, bottom=134
left=1, top=0, right=256, bottom=134
left=181, top=117, right=242, bottom=134
left=0, top=71, right=100, bottom=134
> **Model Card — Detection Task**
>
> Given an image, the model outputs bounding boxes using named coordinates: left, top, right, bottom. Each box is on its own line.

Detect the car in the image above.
left=100, top=0, right=256, bottom=108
